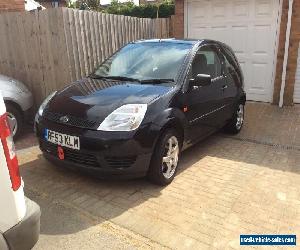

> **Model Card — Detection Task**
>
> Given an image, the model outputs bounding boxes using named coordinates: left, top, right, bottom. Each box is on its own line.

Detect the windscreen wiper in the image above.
left=89, top=75, right=141, bottom=82
left=140, top=78, right=175, bottom=84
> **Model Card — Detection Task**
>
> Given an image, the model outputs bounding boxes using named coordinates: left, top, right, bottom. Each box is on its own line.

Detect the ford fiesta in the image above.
left=35, top=39, right=246, bottom=185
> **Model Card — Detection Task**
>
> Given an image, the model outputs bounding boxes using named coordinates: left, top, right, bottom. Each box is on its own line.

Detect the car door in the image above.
left=184, top=44, right=226, bottom=143
left=219, top=46, right=240, bottom=122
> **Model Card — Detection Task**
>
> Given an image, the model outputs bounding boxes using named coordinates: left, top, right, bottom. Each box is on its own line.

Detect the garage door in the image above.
left=294, top=43, right=300, bottom=103
left=186, top=0, right=281, bottom=102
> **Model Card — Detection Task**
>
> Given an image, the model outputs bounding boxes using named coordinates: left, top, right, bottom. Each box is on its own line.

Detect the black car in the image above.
left=35, top=39, right=246, bottom=185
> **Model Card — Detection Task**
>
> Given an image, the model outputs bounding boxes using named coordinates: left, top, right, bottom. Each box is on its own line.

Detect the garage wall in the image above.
left=273, top=0, right=300, bottom=105
left=0, top=0, right=25, bottom=12
left=174, top=0, right=184, bottom=38
left=283, top=0, right=300, bottom=105
left=294, top=43, right=300, bottom=103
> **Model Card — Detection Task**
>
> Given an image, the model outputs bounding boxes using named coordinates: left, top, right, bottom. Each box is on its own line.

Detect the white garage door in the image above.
left=186, top=0, right=281, bottom=102
left=294, top=43, right=300, bottom=103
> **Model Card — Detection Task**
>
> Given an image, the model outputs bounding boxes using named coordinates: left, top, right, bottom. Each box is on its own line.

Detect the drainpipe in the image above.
left=279, top=0, right=294, bottom=107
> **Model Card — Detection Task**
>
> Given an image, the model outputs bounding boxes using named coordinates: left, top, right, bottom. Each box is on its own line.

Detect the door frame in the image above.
left=184, top=0, right=283, bottom=103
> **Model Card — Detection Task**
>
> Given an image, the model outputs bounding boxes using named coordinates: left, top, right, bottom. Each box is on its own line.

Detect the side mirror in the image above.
left=189, top=74, right=212, bottom=88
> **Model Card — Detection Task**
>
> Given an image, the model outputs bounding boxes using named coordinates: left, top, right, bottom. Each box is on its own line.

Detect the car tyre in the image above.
left=148, top=129, right=181, bottom=186
left=224, top=103, right=245, bottom=134
left=6, top=103, right=23, bottom=139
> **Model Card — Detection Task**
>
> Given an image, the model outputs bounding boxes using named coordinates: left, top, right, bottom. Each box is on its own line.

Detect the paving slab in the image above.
left=17, top=102, right=300, bottom=249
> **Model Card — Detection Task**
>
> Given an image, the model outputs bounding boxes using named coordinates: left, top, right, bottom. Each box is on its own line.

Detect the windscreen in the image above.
left=94, top=42, right=192, bottom=81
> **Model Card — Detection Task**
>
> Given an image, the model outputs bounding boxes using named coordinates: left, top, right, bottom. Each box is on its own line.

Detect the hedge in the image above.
left=104, top=1, right=175, bottom=18
left=70, top=0, right=174, bottom=18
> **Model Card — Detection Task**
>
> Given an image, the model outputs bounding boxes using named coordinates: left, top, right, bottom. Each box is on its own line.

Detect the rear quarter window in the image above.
left=223, top=48, right=240, bottom=72
left=221, top=46, right=244, bottom=86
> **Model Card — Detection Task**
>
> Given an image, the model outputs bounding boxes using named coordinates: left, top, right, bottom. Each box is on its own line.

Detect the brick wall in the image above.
left=174, top=0, right=300, bottom=105
left=0, top=0, right=25, bottom=12
left=286, top=0, right=300, bottom=105
left=174, top=0, right=184, bottom=38
left=273, top=0, right=300, bottom=105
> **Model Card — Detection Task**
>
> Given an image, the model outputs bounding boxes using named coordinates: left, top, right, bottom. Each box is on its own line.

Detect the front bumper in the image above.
left=36, top=117, right=160, bottom=179
left=2, top=198, right=41, bottom=250
left=43, top=150, right=152, bottom=179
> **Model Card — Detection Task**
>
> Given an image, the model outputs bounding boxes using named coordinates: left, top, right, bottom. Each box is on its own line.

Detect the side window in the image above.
left=191, top=46, right=222, bottom=79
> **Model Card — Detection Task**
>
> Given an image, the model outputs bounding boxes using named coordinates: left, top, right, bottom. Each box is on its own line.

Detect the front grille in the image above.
left=105, top=156, right=137, bottom=168
left=44, top=111, right=97, bottom=129
left=40, top=140, right=100, bottom=168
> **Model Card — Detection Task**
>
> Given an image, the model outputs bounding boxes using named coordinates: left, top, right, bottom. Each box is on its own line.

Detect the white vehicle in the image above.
left=0, top=74, right=33, bottom=138
left=25, top=0, right=45, bottom=11
left=0, top=93, right=40, bottom=250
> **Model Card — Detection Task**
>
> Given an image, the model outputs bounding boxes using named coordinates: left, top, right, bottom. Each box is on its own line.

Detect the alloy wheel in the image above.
left=162, top=136, right=179, bottom=179
left=6, top=112, right=18, bottom=137
left=236, top=104, right=244, bottom=130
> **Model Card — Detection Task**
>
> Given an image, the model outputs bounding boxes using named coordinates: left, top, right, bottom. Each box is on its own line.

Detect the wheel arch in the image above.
left=4, top=100, right=23, bottom=117
left=157, top=117, right=185, bottom=149
left=240, top=93, right=246, bottom=105
left=150, top=107, right=188, bottom=151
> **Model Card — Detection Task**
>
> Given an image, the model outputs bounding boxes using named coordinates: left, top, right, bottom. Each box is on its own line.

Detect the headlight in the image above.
left=38, top=91, right=57, bottom=116
left=98, top=104, right=147, bottom=131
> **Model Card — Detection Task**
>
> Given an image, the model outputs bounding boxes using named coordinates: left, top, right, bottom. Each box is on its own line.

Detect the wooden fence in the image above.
left=0, top=8, right=170, bottom=107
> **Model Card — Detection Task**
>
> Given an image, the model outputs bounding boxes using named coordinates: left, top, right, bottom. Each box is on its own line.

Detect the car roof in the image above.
left=133, top=38, right=226, bottom=46
left=134, top=38, right=201, bottom=45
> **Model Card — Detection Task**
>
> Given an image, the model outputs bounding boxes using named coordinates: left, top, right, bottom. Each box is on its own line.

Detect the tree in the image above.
left=86, top=0, right=101, bottom=10
left=70, top=0, right=174, bottom=18
left=104, top=0, right=174, bottom=18
left=71, top=0, right=102, bottom=10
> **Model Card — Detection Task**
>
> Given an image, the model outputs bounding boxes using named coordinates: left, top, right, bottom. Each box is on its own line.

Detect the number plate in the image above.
left=44, top=129, right=80, bottom=150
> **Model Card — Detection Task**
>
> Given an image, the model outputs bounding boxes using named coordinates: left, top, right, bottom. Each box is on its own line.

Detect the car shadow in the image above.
left=15, top=124, right=38, bottom=150
left=20, top=152, right=164, bottom=235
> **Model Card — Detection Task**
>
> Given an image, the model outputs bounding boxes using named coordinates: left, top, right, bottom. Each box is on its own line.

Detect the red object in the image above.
left=0, top=113, right=21, bottom=191
left=57, top=146, right=65, bottom=160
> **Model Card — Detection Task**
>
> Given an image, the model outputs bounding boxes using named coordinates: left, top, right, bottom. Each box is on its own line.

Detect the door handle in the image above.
left=222, top=85, right=228, bottom=90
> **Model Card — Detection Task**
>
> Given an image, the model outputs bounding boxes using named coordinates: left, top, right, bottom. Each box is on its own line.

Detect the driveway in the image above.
left=17, top=102, right=300, bottom=249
